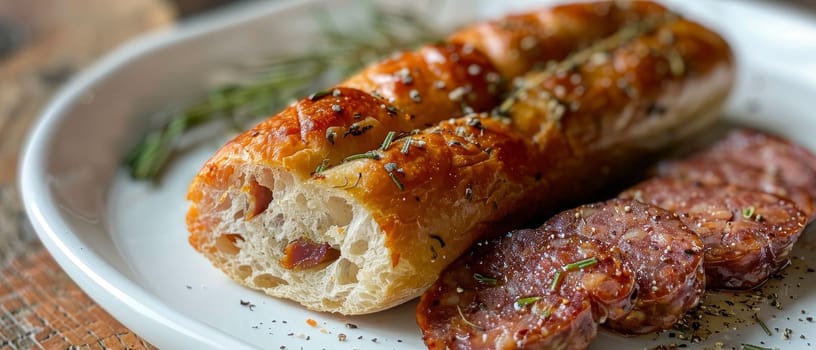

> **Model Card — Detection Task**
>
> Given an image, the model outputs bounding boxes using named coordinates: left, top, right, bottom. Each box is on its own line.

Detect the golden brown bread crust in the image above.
left=188, top=1, right=672, bottom=186
left=342, top=43, right=501, bottom=125
left=186, top=2, right=733, bottom=314
left=448, top=1, right=671, bottom=78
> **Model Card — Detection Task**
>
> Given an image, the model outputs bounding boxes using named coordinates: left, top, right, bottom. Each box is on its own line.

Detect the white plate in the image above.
left=19, top=0, right=816, bottom=348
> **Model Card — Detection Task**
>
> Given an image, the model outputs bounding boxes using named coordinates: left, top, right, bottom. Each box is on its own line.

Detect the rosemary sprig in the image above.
left=741, top=344, right=771, bottom=350
left=388, top=171, right=404, bottom=191
left=550, top=257, right=598, bottom=291
left=515, top=296, right=542, bottom=308
left=564, top=257, right=598, bottom=270
left=314, top=159, right=330, bottom=174
left=753, top=313, right=772, bottom=336
left=380, top=131, right=397, bottom=151
left=400, top=137, right=412, bottom=154
left=473, top=273, right=497, bottom=285
left=344, top=151, right=380, bottom=162
left=742, top=206, right=756, bottom=219
left=126, top=4, right=440, bottom=181
left=456, top=305, right=485, bottom=331
left=550, top=270, right=563, bottom=291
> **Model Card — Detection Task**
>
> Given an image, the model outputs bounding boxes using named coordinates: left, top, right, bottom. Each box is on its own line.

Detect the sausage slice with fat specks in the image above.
left=547, top=199, right=705, bottom=334
left=620, top=178, right=807, bottom=290
left=417, top=232, right=637, bottom=350
left=657, top=129, right=816, bottom=221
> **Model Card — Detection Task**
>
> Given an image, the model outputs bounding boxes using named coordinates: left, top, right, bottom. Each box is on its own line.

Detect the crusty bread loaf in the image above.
left=186, top=2, right=733, bottom=315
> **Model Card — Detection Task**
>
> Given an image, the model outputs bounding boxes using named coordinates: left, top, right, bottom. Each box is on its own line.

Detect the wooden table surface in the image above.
left=0, top=1, right=231, bottom=348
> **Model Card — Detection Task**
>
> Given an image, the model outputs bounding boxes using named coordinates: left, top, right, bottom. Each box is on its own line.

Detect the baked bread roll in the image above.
left=186, top=2, right=733, bottom=314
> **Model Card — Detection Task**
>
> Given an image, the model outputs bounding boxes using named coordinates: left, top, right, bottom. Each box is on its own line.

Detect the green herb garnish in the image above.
left=741, top=344, right=771, bottom=350
left=742, top=206, right=756, bottom=219
left=564, top=257, right=598, bottom=270
left=551, top=257, right=598, bottom=291
left=343, top=151, right=380, bottom=162
left=473, top=273, right=497, bottom=285
left=380, top=131, right=397, bottom=151
left=314, top=159, right=330, bottom=174
left=754, top=313, right=772, bottom=336
left=400, top=137, right=412, bottom=154
left=537, top=306, right=552, bottom=319
left=515, top=296, right=542, bottom=308
left=457, top=305, right=485, bottom=331
left=388, top=171, right=404, bottom=191
left=550, top=270, right=563, bottom=291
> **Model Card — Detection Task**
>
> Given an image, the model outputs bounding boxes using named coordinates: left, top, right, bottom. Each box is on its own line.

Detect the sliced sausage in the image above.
left=546, top=199, right=704, bottom=334
left=417, top=232, right=637, bottom=350
left=621, top=178, right=807, bottom=290
left=657, top=129, right=816, bottom=220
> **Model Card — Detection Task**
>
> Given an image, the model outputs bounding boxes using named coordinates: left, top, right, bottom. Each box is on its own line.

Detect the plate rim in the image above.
left=17, top=0, right=816, bottom=348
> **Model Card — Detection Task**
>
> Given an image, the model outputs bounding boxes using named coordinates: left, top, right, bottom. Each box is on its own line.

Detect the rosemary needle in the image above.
left=126, top=4, right=440, bottom=181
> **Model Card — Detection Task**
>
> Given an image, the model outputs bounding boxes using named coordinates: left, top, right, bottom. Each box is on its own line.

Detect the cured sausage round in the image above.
left=657, top=129, right=816, bottom=220
left=620, top=177, right=807, bottom=290
left=417, top=232, right=637, bottom=350
left=546, top=199, right=705, bottom=334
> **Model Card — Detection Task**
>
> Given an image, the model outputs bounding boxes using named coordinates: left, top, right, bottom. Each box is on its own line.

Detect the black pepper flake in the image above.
left=353, top=112, right=362, bottom=119
left=465, top=187, right=473, bottom=201
left=185, top=285, right=192, bottom=290
left=646, top=103, right=668, bottom=116
left=325, top=129, right=336, bottom=144
left=467, top=118, right=482, bottom=129
left=331, top=104, right=343, bottom=113
left=384, top=162, right=399, bottom=172
left=240, top=299, right=255, bottom=311
left=345, top=323, right=358, bottom=329
left=386, top=105, right=398, bottom=115
left=397, top=67, right=414, bottom=84
left=344, top=124, right=373, bottom=137
left=409, top=89, right=422, bottom=102
left=429, top=234, right=446, bottom=248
